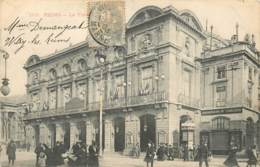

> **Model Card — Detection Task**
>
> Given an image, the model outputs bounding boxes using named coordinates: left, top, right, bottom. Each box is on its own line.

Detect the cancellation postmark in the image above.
left=87, top=0, right=125, bottom=47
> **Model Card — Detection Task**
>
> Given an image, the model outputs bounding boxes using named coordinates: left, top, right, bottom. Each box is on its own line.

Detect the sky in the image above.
left=0, top=0, right=259, bottom=97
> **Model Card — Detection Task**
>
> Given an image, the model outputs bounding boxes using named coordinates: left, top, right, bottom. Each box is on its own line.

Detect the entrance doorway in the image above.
left=114, top=117, right=125, bottom=152
left=49, top=124, right=56, bottom=148
left=140, top=114, right=156, bottom=152
left=94, top=120, right=105, bottom=150
left=246, top=117, right=255, bottom=148
left=78, top=121, right=86, bottom=144
left=180, top=115, right=192, bottom=145
left=64, top=123, right=70, bottom=150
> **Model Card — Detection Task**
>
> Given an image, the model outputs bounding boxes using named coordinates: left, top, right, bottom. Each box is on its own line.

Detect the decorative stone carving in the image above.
left=77, top=84, right=86, bottom=100
left=49, top=89, right=57, bottom=109
left=244, top=33, right=251, bottom=43
left=63, top=64, right=71, bottom=76
left=185, top=37, right=191, bottom=57
left=63, top=86, right=72, bottom=105
left=141, top=34, right=152, bottom=50
left=42, top=102, right=49, bottom=111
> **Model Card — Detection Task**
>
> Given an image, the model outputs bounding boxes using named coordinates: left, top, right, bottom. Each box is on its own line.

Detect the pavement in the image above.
left=0, top=151, right=253, bottom=167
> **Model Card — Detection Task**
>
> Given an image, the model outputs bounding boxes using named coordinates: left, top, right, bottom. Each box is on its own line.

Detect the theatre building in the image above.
left=23, top=5, right=260, bottom=154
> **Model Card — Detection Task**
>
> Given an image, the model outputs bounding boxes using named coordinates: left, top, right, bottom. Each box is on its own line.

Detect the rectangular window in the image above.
left=216, top=86, right=226, bottom=107
left=183, top=70, right=191, bottom=98
left=77, top=83, right=86, bottom=101
left=48, top=90, right=57, bottom=109
left=248, top=86, right=252, bottom=108
left=140, top=67, right=153, bottom=95
left=63, top=87, right=71, bottom=106
left=114, top=75, right=125, bottom=99
left=217, top=65, right=226, bottom=79
left=95, top=80, right=101, bottom=102
left=31, top=92, right=40, bottom=112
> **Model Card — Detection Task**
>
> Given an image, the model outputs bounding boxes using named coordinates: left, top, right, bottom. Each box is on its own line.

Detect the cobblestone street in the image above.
left=0, top=151, right=251, bottom=167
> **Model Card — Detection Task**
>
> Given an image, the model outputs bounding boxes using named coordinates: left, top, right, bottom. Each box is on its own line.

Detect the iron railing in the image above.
left=24, top=91, right=168, bottom=120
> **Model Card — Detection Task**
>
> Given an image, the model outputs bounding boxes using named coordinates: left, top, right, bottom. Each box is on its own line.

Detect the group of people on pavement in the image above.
left=143, top=140, right=259, bottom=167
left=34, top=140, right=99, bottom=167
left=223, top=142, right=258, bottom=167
left=1, top=139, right=259, bottom=167
left=35, top=141, right=66, bottom=167
left=156, top=143, right=174, bottom=161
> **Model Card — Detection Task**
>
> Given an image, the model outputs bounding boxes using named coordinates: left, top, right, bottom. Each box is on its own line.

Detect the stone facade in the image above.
left=0, top=100, right=26, bottom=148
left=23, top=5, right=260, bottom=154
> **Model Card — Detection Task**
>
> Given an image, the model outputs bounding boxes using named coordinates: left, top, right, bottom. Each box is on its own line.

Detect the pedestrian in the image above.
left=38, top=149, right=47, bottom=167
left=144, top=141, right=155, bottom=167
left=42, top=144, right=54, bottom=167
left=189, top=144, right=194, bottom=160
left=6, top=140, right=16, bottom=166
left=27, top=143, right=31, bottom=152
left=183, top=143, right=189, bottom=161
left=247, top=145, right=257, bottom=167
left=88, top=140, right=99, bottom=167
left=223, top=142, right=239, bottom=167
left=35, top=143, right=43, bottom=166
left=198, top=143, right=209, bottom=167
left=53, top=141, right=66, bottom=166
left=167, top=144, right=174, bottom=160
left=134, top=143, right=140, bottom=158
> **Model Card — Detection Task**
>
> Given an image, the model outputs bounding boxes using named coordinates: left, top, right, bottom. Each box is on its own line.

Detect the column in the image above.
left=57, top=85, right=62, bottom=108
left=56, top=123, right=64, bottom=142
left=72, top=81, right=77, bottom=98
left=26, top=125, right=35, bottom=151
left=104, top=120, right=113, bottom=152
left=70, top=122, right=79, bottom=147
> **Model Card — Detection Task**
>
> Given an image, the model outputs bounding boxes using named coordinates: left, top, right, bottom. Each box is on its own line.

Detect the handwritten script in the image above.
left=3, top=17, right=88, bottom=54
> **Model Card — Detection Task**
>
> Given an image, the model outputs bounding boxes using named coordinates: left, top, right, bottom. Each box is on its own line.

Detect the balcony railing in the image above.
left=87, top=91, right=168, bottom=111
left=24, top=91, right=168, bottom=120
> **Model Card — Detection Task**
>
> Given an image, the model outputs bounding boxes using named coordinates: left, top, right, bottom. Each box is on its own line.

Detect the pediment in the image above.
left=127, top=6, right=163, bottom=28
left=25, top=55, right=41, bottom=67
left=180, top=10, right=203, bottom=32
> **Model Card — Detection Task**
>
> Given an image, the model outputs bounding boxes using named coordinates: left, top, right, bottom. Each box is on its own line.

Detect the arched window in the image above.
left=49, top=69, right=57, bottom=80
left=63, top=64, right=71, bottom=75
left=212, top=117, right=230, bottom=129
left=246, top=117, right=255, bottom=133
left=78, top=59, right=86, bottom=71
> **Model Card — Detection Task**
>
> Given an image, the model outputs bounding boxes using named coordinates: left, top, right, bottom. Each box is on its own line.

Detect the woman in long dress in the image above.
left=247, top=145, right=257, bottom=167
left=224, top=142, right=239, bottom=167
left=88, top=141, right=99, bottom=167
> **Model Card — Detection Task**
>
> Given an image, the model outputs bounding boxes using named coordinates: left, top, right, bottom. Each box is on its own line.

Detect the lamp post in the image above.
left=95, top=50, right=106, bottom=156
left=0, top=49, right=10, bottom=96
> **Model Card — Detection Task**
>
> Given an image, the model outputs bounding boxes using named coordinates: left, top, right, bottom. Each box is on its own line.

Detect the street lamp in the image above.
left=0, top=49, right=10, bottom=96
left=95, top=49, right=106, bottom=156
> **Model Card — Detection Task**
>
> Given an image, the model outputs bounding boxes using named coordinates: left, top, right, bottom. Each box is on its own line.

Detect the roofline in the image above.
left=24, top=41, right=89, bottom=70
left=126, top=10, right=206, bottom=39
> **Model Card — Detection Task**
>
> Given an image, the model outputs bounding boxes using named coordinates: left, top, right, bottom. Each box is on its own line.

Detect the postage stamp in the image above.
left=87, top=0, right=125, bottom=47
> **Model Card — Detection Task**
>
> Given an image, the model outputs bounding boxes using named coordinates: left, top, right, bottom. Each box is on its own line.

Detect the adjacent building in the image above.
left=23, top=5, right=260, bottom=154
left=0, top=96, right=27, bottom=148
